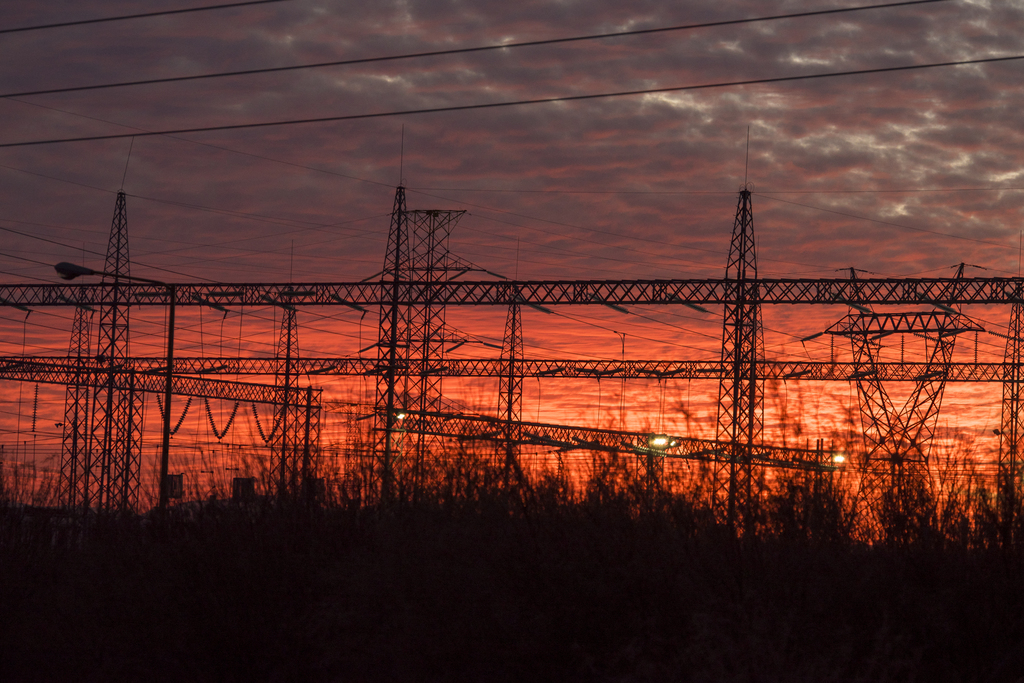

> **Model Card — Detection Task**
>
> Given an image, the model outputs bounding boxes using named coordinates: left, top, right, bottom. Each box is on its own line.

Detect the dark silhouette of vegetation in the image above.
left=2, top=441, right=1024, bottom=682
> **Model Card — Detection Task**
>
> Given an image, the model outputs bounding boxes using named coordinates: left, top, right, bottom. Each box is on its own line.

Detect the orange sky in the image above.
left=0, top=0, right=1021, bottom=488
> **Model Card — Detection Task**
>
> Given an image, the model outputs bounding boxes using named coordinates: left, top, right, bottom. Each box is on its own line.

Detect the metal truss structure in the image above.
left=270, top=298, right=318, bottom=499
left=1000, top=302, right=1024, bottom=545
left=83, top=191, right=145, bottom=513
left=406, top=206, right=466, bottom=481
left=394, top=409, right=835, bottom=473
left=829, top=309, right=983, bottom=538
left=8, top=185, right=1024, bottom=538
left=6, top=355, right=1014, bottom=382
left=498, top=297, right=524, bottom=480
left=0, top=358, right=317, bottom=406
left=58, top=302, right=92, bottom=512
left=12, top=277, right=1024, bottom=309
left=715, top=187, right=763, bottom=528
left=372, top=187, right=469, bottom=499
left=374, top=186, right=409, bottom=502
left=0, top=356, right=322, bottom=503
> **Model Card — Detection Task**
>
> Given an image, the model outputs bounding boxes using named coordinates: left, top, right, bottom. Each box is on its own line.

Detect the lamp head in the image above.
left=55, top=262, right=97, bottom=281
left=648, top=434, right=677, bottom=449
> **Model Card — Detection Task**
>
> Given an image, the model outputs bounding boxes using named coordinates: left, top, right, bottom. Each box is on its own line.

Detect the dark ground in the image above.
left=2, top=489, right=1024, bottom=683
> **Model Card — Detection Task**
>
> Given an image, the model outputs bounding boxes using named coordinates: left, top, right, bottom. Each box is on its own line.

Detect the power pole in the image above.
left=499, top=295, right=524, bottom=482
left=275, top=300, right=299, bottom=498
left=1000, top=298, right=1024, bottom=547
left=376, top=186, right=410, bottom=503
left=715, top=187, right=763, bottom=531
left=87, top=190, right=144, bottom=513
left=58, top=300, right=91, bottom=510
left=406, top=208, right=462, bottom=484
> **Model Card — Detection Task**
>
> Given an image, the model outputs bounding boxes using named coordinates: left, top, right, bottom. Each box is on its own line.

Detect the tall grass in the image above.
left=2, top=436, right=1024, bottom=681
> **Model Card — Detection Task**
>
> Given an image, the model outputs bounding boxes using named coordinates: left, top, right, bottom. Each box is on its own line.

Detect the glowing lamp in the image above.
left=648, top=434, right=670, bottom=449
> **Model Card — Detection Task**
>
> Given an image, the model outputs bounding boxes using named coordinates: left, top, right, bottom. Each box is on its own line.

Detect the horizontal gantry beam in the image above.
left=4, top=277, right=1024, bottom=307
left=0, top=357, right=1007, bottom=382
left=401, top=410, right=836, bottom=472
left=0, top=358, right=316, bottom=404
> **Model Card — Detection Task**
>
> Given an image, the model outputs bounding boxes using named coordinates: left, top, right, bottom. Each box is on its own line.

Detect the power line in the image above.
left=15, top=98, right=1021, bottom=199
left=3, top=52, right=1018, bottom=149
left=411, top=187, right=736, bottom=195
left=16, top=87, right=1011, bottom=272
left=410, top=185, right=1024, bottom=195
left=0, top=0, right=947, bottom=98
left=4, top=97, right=398, bottom=191
left=758, top=187, right=1024, bottom=194
left=0, top=219, right=219, bottom=283
left=0, top=0, right=289, bottom=35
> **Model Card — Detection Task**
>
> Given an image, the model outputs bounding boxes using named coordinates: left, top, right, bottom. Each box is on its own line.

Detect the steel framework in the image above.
left=12, top=277, right=1024, bottom=309
left=498, top=297, right=524, bottom=479
left=715, top=188, right=763, bottom=528
left=394, top=409, right=835, bottom=473
left=57, top=303, right=92, bottom=510
left=271, top=298, right=312, bottom=498
left=406, top=206, right=466, bottom=481
left=1000, top=301, right=1024, bottom=545
left=86, top=191, right=145, bottom=513
left=9, top=185, right=1024, bottom=536
left=8, top=355, right=1015, bottom=382
left=0, top=358, right=317, bottom=406
left=829, top=309, right=983, bottom=538
left=374, top=186, right=410, bottom=502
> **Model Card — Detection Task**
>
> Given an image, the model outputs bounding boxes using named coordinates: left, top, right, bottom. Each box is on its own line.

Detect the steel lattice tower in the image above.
left=715, top=187, right=764, bottom=529
left=498, top=296, right=524, bottom=480
left=834, top=266, right=971, bottom=540
left=58, top=301, right=92, bottom=509
left=273, top=301, right=303, bottom=497
left=374, top=187, right=466, bottom=499
left=847, top=316, right=966, bottom=539
left=406, top=209, right=463, bottom=474
left=84, top=190, right=145, bottom=513
left=1000, top=298, right=1024, bottom=546
left=376, top=186, right=411, bottom=501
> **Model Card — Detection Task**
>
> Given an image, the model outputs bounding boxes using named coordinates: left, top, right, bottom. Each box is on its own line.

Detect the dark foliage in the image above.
left=2, top=456, right=1024, bottom=682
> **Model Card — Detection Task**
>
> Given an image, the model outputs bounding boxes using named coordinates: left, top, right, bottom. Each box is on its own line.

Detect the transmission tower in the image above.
left=406, top=208, right=464, bottom=478
left=272, top=298, right=313, bottom=498
left=831, top=308, right=979, bottom=540
left=715, top=187, right=764, bottom=529
left=57, top=300, right=92, bottom=510
left=374, top=187, right=467, bottom=499
left=375, top=186, right=411, bottom=502
left=83, top=190, right=145, bottom=513
left=498, top=296, right=524, bottom=481
left=1000, top=298, right=1024, bottom=546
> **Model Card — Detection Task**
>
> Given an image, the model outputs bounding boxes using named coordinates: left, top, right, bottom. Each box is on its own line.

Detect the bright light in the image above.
left=833, top=453, right=846, bottom=464
left=648, top=434, right=670, bottom=448
left=395, top=412, right=407, bottom=421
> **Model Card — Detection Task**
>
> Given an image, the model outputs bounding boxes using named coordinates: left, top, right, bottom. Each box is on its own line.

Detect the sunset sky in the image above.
left=0, top=0, right=1022, bottom=484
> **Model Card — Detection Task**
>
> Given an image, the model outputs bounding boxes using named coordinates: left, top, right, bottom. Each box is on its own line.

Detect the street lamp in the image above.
left=647, top=434, right=679, bottom=449
left=55, top=261, right=177, bottom=510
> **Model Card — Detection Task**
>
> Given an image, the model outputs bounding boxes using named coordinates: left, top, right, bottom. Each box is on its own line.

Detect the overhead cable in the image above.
left=0, top=0, right=289, bottom=35
left=1, top=0, right=946, bottom=98
left=1, top=51, right=1017, bottom=149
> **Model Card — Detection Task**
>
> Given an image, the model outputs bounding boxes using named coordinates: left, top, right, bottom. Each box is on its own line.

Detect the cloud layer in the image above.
left=0, top=0, right=1020, bottom=466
